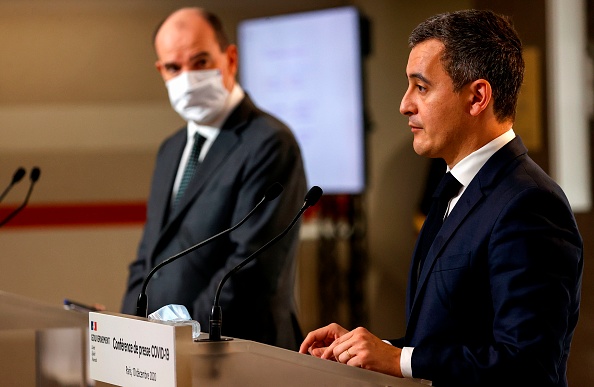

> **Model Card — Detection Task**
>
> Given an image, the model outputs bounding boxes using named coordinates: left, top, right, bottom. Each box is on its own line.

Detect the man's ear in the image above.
left=155, top=60, right=165, bottom=78
left=468, top=79, right=492, bottom=117
left=226, top=44, right=239, bottom=77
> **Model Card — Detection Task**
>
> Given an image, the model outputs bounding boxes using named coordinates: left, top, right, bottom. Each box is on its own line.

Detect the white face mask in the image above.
left=166, top=69, right=230, bottom=125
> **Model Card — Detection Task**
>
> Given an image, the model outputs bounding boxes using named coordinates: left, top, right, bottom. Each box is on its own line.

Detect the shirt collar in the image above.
left=448, top=128, right=516, bottom=187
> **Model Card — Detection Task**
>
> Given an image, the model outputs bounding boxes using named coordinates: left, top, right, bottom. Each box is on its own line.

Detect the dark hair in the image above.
left=200, top=9, right=230, bottom=51
left=152, top=8, right=230, bottom=51
left=409, top=9, right=524, bottom=122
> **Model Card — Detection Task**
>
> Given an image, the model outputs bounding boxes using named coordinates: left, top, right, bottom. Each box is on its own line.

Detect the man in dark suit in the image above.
left=121, top=7, right=307, bottom=351
left=300, top=9, right=583, bottom=386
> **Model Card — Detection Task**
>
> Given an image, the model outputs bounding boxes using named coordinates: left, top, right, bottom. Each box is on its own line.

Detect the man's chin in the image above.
left=412, top=140, right=430, bottom=157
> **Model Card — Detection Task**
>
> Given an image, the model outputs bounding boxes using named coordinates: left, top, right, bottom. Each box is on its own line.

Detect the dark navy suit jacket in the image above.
left=121, top=95, right=307, bottom=350
left=391, top=137, right=583, bottom=386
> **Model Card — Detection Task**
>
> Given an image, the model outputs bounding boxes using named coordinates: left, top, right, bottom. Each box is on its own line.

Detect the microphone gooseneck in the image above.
left=135, top=182, right=284, bottom=318
left=0, top=167, right=41, bottom=228
left=205, top=185, right=323, bottom=342
left=30, top=167, right=41, bottom=183
left=0, top=167, right=26, bottom=203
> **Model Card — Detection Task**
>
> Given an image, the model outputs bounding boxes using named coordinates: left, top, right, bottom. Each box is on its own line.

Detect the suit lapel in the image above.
left=407, top=137, right=529, bottom=325
left=168, top=130, right=240, bottom=220
left=141, top=129, right=186, bottom=265
left=153, top=130, right=186, bottom=232
left=412, top=183, right=483, bottom=303
left=163, top=95, right=255, bottom=228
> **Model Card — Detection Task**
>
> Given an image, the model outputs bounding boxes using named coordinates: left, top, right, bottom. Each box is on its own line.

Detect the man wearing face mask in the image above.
left=120, top=7, right=307, bottom=351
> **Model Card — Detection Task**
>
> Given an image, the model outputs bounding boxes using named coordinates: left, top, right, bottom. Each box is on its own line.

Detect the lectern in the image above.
left=0, top=291, right=424, bottom=386
left=90, top=311, right=423, bottom=387
left=0, top=291, right=88, bottom=386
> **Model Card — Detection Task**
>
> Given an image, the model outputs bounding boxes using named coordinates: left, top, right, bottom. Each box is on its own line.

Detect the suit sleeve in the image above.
left=412, top=187, right=583, bottom=386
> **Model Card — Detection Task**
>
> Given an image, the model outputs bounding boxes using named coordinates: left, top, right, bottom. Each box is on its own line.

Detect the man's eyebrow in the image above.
left=162, top=52, right=209, bottom=69
left=408, top=72, right=432, bottom=86
left=189, top=52, right=209, bottom=61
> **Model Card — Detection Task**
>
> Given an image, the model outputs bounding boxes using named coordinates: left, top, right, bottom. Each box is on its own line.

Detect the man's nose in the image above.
left=399, top=90, right=415, bottom=116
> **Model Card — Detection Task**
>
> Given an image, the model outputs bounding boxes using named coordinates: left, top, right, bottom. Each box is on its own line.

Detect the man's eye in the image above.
left=164, top=65, right=180, bottom=74
left=192, top=59, right=209, bottom=69
left=416, top=85, right=427, bottom=92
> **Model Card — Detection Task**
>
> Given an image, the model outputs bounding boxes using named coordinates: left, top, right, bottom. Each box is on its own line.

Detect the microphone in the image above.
left=0, top=167, right=26, bottom=203
left=202, top=185, right=323, bottom=342
left=0, top=167, right=41, bottom=228
left=135, top=182, right=284, bottom=318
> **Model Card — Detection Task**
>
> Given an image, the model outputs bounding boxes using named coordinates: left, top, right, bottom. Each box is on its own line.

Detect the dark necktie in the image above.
left=415, top=172, right=462, bottom=280
left=173, top=132, right=206, bottom=209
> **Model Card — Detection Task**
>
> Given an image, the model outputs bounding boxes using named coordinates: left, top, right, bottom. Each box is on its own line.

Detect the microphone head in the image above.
left=12, top=167, right=26, bottom=184
left=264, top=182, right=283, bottom=201
left=304, top=186, right=323, bottom=207
left=30, top=167, right=41, bottom=182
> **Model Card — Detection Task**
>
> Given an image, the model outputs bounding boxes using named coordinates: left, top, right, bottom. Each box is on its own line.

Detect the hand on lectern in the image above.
left=300, top=323, right=403, bottom=378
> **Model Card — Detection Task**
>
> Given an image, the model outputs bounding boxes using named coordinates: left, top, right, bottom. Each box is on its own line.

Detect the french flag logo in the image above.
left=91, top=321, right=98, bottom=331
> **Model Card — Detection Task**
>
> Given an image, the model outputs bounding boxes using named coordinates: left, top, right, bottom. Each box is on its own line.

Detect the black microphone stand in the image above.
left=199, top=186, right=323, bottom=342
left=135, top=182, right=283, bottom=318
left=0, top=167, right=41, bottom=228
left=0, top=167, right=26, bottom=203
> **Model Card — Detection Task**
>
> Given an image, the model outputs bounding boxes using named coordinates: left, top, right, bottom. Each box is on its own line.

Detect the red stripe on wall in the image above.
left=0, top=202, right=147, bottom=228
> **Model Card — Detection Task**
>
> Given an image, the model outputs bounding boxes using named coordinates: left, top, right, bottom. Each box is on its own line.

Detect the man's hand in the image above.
left=300, top=323, right=403, bottom=378
left=299, top=323, right=349, bottom=360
